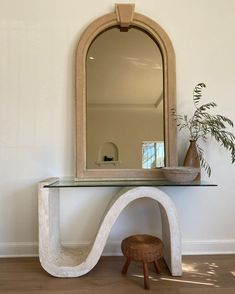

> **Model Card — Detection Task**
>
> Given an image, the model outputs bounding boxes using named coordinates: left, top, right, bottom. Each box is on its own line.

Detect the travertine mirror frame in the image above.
left=75, top=4, right=177, bottom=180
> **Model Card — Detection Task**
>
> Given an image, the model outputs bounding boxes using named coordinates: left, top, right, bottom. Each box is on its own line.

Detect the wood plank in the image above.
left=0, top=255, right=235, bottom=293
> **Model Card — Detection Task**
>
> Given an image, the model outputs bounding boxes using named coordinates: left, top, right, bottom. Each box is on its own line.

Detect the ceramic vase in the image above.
left=183, top=140, right=201, bottom=180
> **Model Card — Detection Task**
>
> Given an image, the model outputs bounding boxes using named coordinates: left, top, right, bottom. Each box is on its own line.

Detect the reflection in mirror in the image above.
left=86, top=26, right=164, bottom=169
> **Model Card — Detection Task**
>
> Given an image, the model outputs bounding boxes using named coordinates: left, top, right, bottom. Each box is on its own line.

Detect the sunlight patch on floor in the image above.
left=132, top=274, right=156, bottom=279
left=130, top=260, right=225, bottom=288
left=132, top=274, right=144, bottom=279
left=160, top=277, right=215, bottom=286
left=182, top=263, right=198, bottom=273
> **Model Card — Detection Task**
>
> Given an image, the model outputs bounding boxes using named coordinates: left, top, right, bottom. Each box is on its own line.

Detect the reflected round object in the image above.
left=162, top=166, right=200, bottom=183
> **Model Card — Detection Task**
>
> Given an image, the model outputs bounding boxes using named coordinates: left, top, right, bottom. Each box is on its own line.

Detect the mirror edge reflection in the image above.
left=75, top=4, right=177, bottom=181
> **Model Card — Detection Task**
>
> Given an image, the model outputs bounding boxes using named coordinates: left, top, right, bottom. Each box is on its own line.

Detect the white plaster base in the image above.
left=38, top=178, right=182, bottom=277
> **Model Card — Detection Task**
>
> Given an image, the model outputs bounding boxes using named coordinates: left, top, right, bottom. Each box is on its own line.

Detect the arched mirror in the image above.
left=75, top=4, right=177, bottom=180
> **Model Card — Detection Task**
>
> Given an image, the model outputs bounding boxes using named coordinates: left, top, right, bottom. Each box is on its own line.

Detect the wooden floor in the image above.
left=0, top=255, right=235, bottom=293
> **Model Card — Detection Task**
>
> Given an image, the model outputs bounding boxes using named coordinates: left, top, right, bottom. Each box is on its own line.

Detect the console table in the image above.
left=38, top=178, right=216, bottom=278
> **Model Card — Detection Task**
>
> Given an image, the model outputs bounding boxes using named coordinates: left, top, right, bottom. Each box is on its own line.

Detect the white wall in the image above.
left=0, top=0, right=235, bottom=257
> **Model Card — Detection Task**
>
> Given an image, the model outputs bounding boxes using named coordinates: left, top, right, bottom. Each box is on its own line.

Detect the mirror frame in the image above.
left=75, top=4, right=177, bottom=180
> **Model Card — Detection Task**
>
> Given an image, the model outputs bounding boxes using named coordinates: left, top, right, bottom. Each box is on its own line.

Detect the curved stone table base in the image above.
left=38, top=178, right=182, bottom=277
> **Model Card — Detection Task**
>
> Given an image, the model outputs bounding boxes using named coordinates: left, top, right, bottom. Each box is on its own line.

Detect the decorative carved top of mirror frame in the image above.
left=75, top=4, right=177, bottom=180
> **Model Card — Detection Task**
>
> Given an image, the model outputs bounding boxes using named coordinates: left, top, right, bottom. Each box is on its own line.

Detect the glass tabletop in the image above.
left=44, top=179, right=217, bottom=188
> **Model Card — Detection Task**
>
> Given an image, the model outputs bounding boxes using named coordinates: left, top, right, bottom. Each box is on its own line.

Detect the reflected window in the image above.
left=142, top=141, right=164, bottom=168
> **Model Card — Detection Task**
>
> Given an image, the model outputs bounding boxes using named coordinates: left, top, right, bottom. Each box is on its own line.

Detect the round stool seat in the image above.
left=121, top=234, right=163, bottom=262
left=121, top=234, right=163, bottom=290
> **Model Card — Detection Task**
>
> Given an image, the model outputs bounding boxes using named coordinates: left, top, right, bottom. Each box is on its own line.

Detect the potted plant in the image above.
left=173, top=83, right=235, bottom=177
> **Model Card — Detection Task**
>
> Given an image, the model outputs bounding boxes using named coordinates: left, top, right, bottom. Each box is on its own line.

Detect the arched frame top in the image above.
left=75, top=6, right=177, bottom=180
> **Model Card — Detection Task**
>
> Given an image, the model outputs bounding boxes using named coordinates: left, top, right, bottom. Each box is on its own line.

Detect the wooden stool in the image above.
left=121, top=234, right=163, bottom=290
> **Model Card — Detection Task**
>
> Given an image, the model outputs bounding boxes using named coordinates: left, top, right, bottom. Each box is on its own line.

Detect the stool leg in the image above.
left=122, top=258, right=131, bottom=274
left=143, top=262, right=150, bottom=290
left=153, top=260, right=161, bottom=274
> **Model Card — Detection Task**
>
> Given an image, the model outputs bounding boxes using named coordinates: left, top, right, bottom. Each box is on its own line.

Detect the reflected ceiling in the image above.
left=87, top=27, right=163, bottom=107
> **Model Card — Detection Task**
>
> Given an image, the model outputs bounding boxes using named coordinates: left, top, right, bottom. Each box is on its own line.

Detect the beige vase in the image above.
left=183, top=140, right=201, bottom=180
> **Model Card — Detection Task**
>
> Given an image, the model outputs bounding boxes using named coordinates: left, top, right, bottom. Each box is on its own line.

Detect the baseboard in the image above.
left=103, top=240, right=235, bottom=256
left=182, top=239, right=235, bottom=255
left=0, top=240, right=235, bottom=257
left=0, top=242, right=39, bottom=257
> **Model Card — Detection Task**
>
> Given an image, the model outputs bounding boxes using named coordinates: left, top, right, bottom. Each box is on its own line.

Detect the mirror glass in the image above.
left=86, top=26, right=164, bottom=169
